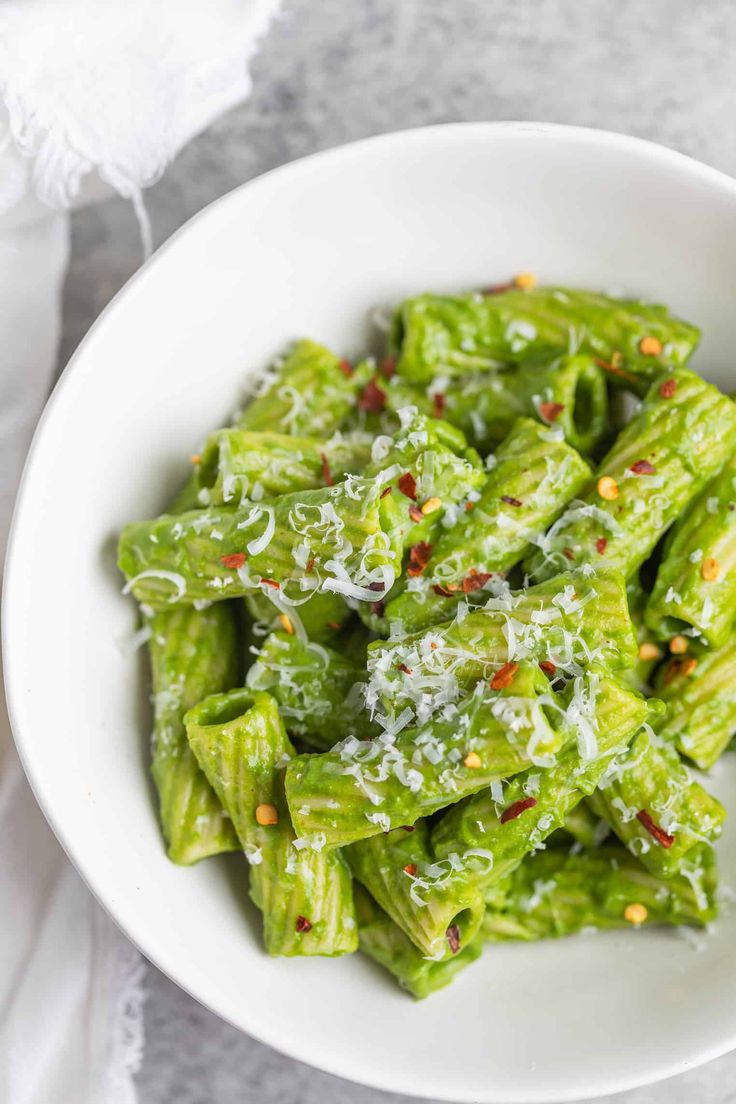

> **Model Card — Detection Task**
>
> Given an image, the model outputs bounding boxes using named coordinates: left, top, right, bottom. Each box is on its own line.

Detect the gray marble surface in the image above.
left=59, top=2, right=736, bottom=1101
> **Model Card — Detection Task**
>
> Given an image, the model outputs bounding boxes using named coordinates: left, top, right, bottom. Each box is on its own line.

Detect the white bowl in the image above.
left=5, top=122, right=736, bottom=1103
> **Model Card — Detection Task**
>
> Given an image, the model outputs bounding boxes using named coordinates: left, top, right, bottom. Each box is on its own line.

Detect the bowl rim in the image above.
left=5, top=119, right=736, bottom=1102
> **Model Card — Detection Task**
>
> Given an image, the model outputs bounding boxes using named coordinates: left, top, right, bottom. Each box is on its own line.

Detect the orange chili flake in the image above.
left=464, top=751, right=482, bottom=769
left=669, top=635, right=688, bottom=655
left=596, top=536, right=608, bottom=555
left=539, top=660, right=557, bottom=677
left=639, top=336, right=663, bottom=356
left=403, top=862, right=418, bottom=876
left=433, top=583, right=458, bottom=597
left=409, top=504, right=424, bottom=523
left=482, top=281, right=513, bottom=295
left=701, top=557, right=721, bottom=582
left=407, top=541, right=433, bottom=577
left=338, top=358, right=354, bottom=377
left=500, top=796, right=537, bottom=824
left=278, top=614, right=294, bottom=635
left=260, top=578, right=281, bottom=590
left=513, top=271, right=537, bottom=290
left=663, top=656, right=697, bottom=684
left=358, top=377, right=387, bottom=413
left=220, top=552, right=246, bottom=569
left=636, top=809, right=675, bottom=848
left=594, top=357, right=639, bottom=385
left=563, top=547, right=576, bottom=561
left=430, top=641, right=438, bottom=650
left=380, top=485, right=393, bottom=499
left=421, top=496, right=442, bottom=515
left=465, top=501, right=475, bottom=511
left=462, top=570, right=492, bottom=593
left=190, top=453, right=201, bottom=464
left=379, top=356, right=397, bottom=379
left=630, top=459, right=657, bottom=476
left=326, top=620, right=342, bottom=630
left=490, top=661, right=519, bottom=690
left=320, top=451, right=334, bottom=486
left=255, top=803, right=279, bottom=826
left=396, top=662, right=413, bottom=675
left=638, top=642, right=661, bottom=662
left=597, top=476, right=619, bottom=501
left=433, top=392, right=446, bottom=418
left=502, top=495, right=523, bottom=507
left=539, top=401, right=564, bottom=424
left=305, top=557, right=316, bottom=573
left=398, top=471, right=417, bottom=500
left=624, top=902, right=648, bottom=925
left=295, top=915, right=312, bottom=933
left=659, top=378, right=677, bottom=399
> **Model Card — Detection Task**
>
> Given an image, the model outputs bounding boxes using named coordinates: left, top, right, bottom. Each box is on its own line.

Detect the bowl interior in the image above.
left=5, top=123, right=736, bottom=1103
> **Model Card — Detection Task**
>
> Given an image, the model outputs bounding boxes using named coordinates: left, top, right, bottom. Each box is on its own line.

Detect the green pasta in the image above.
left=525, top=369, right=736, bottom=582
left=390, top=287, right=699, bottom=388
left=645, top=451, right=736, bottom=648
left=148, top=603, right=240, bottom=864
left=656, top=643, right=736, bottom=770
left=185, top=688, right=357, bottom=956
left=384, top=417, right=592, bottom=633
left=368, top=570, right=638, bottom=715
left=195, top=428, right=373, bottom=506
left=483, top=845, right=717, bottom=942
left=285, top=663, right=564, bottom=847
left=243, top=587, right=352, bottom=644
left=118, top=476, right=400, bottom=608
left=430, top=677, right=653, bottom=891
left=588, top=726, right=725, bottom=879
left=348, top=821, right=486, bottom=960
left=355, top=884, right=483, bottom=998
left=246, top=631, right=377, bottom=749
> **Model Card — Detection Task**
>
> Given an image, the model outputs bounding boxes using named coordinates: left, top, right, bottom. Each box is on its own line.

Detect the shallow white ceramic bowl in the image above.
left=5, top=122, right=736, bottom=1102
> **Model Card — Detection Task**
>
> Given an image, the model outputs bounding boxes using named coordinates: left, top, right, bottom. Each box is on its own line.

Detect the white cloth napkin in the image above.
left=0, top=5, right=279, bottom=1101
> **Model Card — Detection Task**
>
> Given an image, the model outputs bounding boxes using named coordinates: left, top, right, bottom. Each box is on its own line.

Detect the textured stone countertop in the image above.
left=60, top=2, right=736, bottom=1101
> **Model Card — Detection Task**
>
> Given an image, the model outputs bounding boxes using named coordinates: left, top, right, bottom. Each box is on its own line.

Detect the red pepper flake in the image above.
left=432, top=392, right=446, bottom=418
left=403, top=863, right=418, bottom=876
left=630, top=459, right=657, bottom=476
left=407, top=541, right=433, bottom=577
left=326, top=621, right=342, bottom=630
left=539, top=660, right=557, bottom=678
left=539, top=401, right=565, bottom=424
left=396, top=662, right=413, bottom=675
left=398, top=471, right=417, bottom=500
left=594, top=357, right=640, bottom=386
left=370, top=600, right=385, bottom=618
left=462, top=569, right=492, bottom=593
left=432, top=583, right=458, bottom=597
left=338, top=358, right=353, bottom=378
left=482, top=281, right=513, bottom=295
left=358, top=377, right=387, bottom=413
left=502, top=495, right=523, bottom=508
left=220, top=552, right=246, bottom=569
left=446, top=924, right=461, bottom=955
left=490, top=661, right=519, bottom=690
left=320, top=451, right=334, bottom=486
left=379, top=356, right=397, bottom=380
left=367, top=581, right=386, bottom=592
left=563, top=547, right=576, bottom=561
left=636, top=809, right=675, bottom=849
left=663, top=656, right=697, bottom=685
left=409, top=504, right=424, bottom=523
left=465, top=501, right=475, bottom=512
left=402, top=825, right=415, bottom=832
left=596, top=536, right=608, bottom=555
left=306, top=557, right=316, bottom=573
left=500, top=796, right=538, bottom=824
left=295, top=915, right=312, bottom=933
left=261, top=578, right=281, bottom=589
left=380, top=485, right=393, bottom=499
left=659, top=378, right=677, bottom=399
